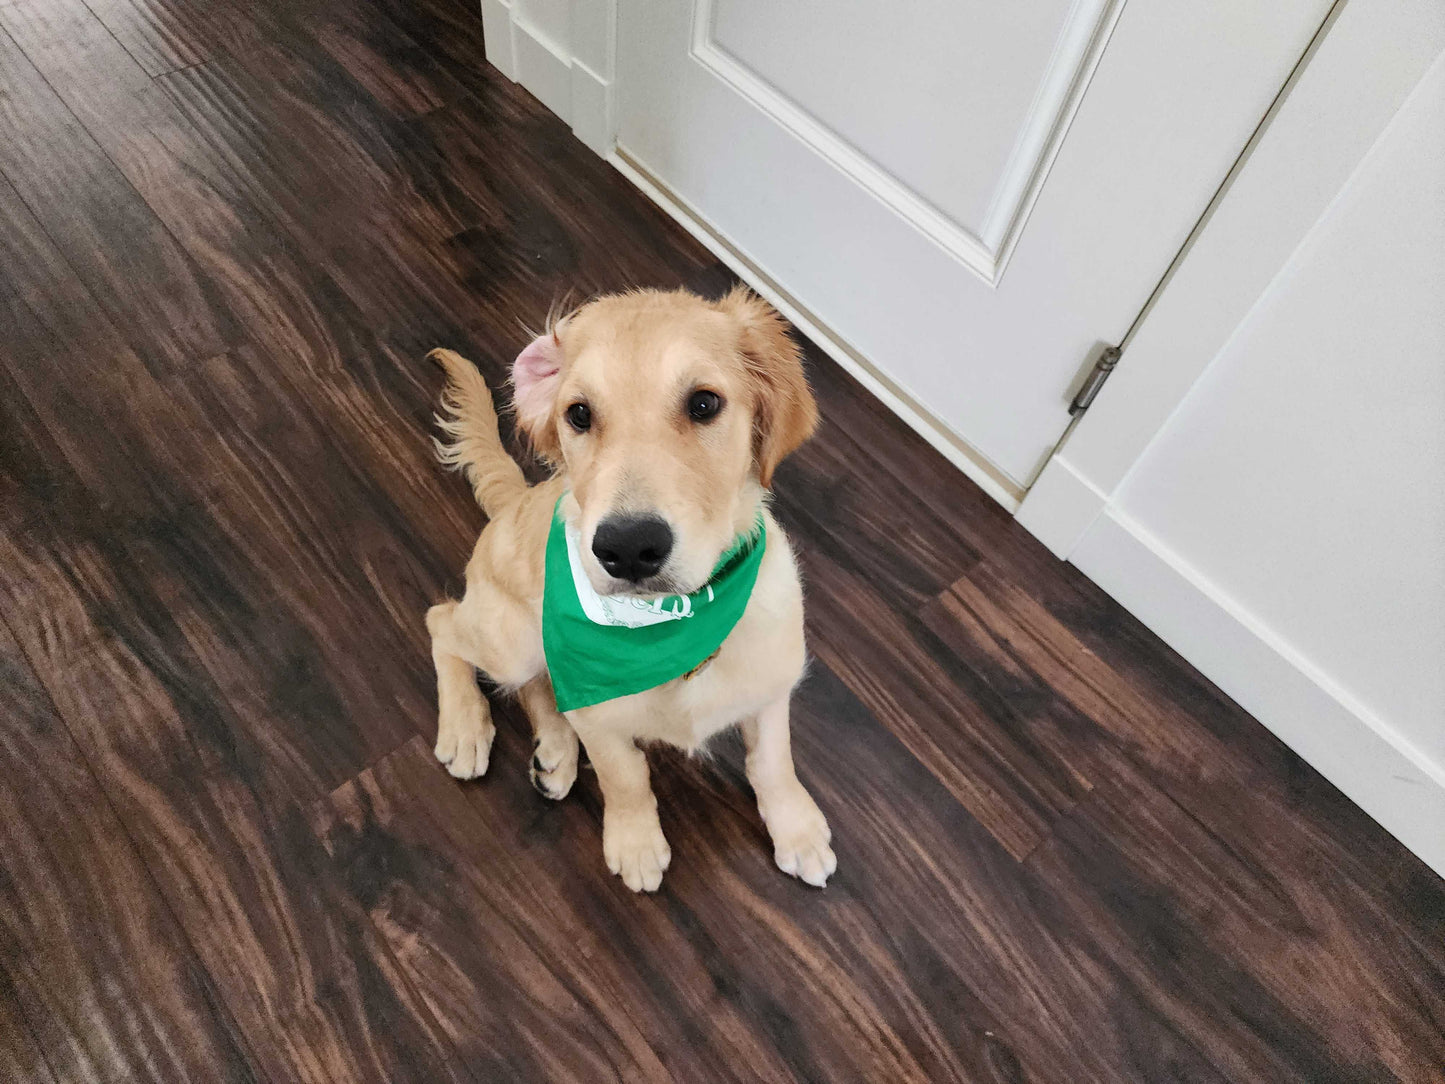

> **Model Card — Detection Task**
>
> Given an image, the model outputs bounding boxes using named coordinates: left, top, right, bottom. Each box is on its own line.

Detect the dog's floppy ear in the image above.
left=511, top=329, right=564, bottom=460
left=717, top=286, right=818, bottom=487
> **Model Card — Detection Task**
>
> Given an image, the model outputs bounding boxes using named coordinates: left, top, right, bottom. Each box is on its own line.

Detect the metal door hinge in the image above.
left=1069, top=345, right=1121, bottom=416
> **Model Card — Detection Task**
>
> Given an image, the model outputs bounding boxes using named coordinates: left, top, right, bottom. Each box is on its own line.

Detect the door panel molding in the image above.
left=690, top=0, right=1124, bottom=286
left=612, top=150, right=1026, bottom=510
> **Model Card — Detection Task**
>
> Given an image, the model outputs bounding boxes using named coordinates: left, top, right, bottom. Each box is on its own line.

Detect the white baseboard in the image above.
left=1015, top=454, right=1107, bottom=557
left=1073, top=509, right=1445, bottom=879
left=608, top=150, right=1025, bottom=512
left=479, top=0, right=614, bottom=156
left=511, top=16, right=572, bottom=121
left=478, top=0, right=515, bottom=79
left=567, top=61, right=612, bottom=156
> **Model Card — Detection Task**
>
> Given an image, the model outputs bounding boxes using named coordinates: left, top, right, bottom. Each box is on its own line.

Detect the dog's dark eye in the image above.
left=565, top=402, right=591, bottom=432
left=687, top=390, right=722, bottom=422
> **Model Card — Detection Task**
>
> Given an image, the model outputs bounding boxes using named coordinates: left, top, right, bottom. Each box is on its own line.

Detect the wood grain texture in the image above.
left=0, top=26, right=232, bottom=372
left=0, top=0, right=1441, bottom=1079
left=0, top=517, right=475, bottom=1084
left=773, top=469, right=1092, bottom=859
left=0, top=970, right=57, bottom=1084
left=0, top=618, right=259, bottom=1083
left=75, top=0, right=277, bottom=77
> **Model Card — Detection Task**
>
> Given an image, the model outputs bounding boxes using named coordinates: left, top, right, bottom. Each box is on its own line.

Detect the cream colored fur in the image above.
left=425, top=288, right=834, bottom=892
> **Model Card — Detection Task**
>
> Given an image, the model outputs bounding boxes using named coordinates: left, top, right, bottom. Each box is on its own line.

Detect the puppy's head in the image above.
left=511, top=287, right=816, bottom=596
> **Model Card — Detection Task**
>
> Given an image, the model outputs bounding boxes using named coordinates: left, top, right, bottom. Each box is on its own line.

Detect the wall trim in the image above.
left=480, top=0, right=616, bottom=156
left=609, top=150, right=1024, bottom=511
left=1072, top=509, right=1445, bottom=880
left=688, top=0, right=1123, bottom=287
left=478, top=0, right=516, bottom=80
left=1015, top=455, right=1107, bottom=558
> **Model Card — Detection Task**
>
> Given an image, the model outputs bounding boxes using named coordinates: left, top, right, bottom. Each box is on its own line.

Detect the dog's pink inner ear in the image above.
left=512, top=334, right=562, bottom=431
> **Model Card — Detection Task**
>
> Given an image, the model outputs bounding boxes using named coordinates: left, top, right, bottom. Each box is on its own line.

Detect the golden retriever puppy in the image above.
left=425, top=287, right=835, bottom=892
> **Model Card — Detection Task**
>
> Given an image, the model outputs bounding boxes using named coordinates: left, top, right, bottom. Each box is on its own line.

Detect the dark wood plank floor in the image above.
left=0, top=1, right=1441, bottom=1080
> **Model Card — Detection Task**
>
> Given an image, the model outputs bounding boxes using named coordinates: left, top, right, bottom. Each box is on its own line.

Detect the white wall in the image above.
left=1068, top=44, right=1445, bottom=876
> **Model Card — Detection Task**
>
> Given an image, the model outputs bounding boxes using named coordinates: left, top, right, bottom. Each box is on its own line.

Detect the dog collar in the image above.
left=542, top=496, right=766, bottom=712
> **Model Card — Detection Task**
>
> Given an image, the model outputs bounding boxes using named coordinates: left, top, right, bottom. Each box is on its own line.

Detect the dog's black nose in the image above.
left=592, top=515, right=673, bottom=582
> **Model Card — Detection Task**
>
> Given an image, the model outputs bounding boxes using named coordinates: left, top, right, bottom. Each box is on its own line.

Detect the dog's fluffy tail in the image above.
left=429, top=348, right=528, bottom=515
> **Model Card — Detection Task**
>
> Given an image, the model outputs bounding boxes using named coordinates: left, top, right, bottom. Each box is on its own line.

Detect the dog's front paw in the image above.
left=762, top=785, right=836, bottom=888
left=529, top=732, right=579, bottom=800
left=602, top=807, right=671, bottom=893
left=434, top=703, right=495, bottom=780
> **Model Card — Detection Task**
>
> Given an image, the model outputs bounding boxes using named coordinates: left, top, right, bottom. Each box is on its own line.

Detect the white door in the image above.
left=614, top=0, right=1331, bottom=488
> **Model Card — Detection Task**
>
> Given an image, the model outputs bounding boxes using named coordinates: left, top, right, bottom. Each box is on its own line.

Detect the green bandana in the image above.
left=542, top=497, right=766, bottom=712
